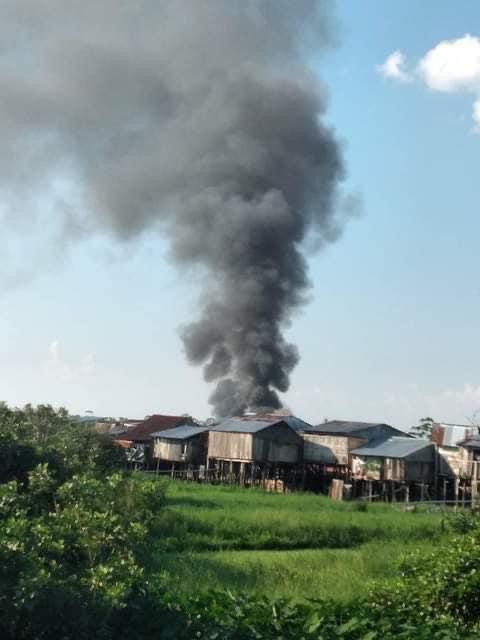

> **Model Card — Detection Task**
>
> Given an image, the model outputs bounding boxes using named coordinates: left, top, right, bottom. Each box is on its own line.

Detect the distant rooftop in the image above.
left=352, top=437, right=432, bottom=459
left=308, top=420, right=395, bottom=435
left=210, top=417, right=277, bottom=434
left=209, top=413, right=311, bottom=434
left=151, top=425, right=209, bottom=440
left=210, top=415, right=296, bottom=434
left=432, top=423, right=477, bottom=447
left=117, top=414, right=193, bottom=442
left=457, top=435, right=480, bottom=450
left=239, top=413, right=312, bottom=432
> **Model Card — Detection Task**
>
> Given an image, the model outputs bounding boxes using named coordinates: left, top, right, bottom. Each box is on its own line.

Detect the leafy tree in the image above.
left=2, top=401, right=480, bottom=639
left=409, top=416, right=435, bottom=438
left=0, top=402, right=126, bottom=483
left=0, top=467, right=166, bottom=640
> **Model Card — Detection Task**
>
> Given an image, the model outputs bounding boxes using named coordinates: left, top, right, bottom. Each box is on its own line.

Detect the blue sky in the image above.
left=2, top=1, right=480, bottom=428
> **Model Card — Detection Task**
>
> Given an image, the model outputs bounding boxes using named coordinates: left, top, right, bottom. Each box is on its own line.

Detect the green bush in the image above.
left=2, top=403, right=480, bottom=639
left=0, top=465, right=166, bottom=639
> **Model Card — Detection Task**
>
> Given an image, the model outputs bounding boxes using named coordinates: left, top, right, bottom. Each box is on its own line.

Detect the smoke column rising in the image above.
left=0, top=1, right=346, bottom=416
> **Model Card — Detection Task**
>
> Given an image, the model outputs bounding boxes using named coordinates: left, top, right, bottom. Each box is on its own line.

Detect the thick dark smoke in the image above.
left=0, top=1, right=347, bottom=416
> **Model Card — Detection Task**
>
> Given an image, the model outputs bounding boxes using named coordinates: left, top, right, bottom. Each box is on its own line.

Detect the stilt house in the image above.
left=207, top=416, right=303, bottom=485
left=457, top=435, right=480, bottom=480
left=351, top=437, right=436, bottom=483
left=302, top=421, right=409, bottom=467
left=115, top=414, right=195, bottom=466
left=431, top=423, right=476, bottom=478
left=152, top=425, right=209, bottom=466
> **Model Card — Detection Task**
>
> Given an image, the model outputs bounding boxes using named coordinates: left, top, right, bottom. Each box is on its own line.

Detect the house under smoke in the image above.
left=456, top=435, right=480, bottom=480
left=351, top=437, right=436, bottom=484
left=115, top=414, right=195, bottom=466
left=431, top=423, right=477, bottom=478
left=302, top=421, right=409, bottom=466
left=207, top=416, right=303, bottom=486
left=152, top=425, right=209, bottom=468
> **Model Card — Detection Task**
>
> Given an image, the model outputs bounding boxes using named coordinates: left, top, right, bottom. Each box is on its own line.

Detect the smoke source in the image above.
left=1, top=1, right=347, bottom=416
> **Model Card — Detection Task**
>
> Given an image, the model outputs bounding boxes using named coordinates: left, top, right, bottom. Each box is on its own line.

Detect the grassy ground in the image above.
left=155, top=543, right=427, bottom=601
left=148, top=480, right=444, bottom=601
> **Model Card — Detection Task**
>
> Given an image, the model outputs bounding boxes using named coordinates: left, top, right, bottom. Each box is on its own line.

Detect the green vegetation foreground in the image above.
left=153, top=481, right=442, bottom=600
left=1, top=403, right=480, bottom=639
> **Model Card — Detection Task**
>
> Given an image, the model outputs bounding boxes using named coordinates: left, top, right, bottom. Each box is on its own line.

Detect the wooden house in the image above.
left=115, top=414, right=195, bottom=466
left=457, top=436, right=480, bottom=480
left=152, top=425, right=208, bottom=466
left=238, top=413, right=313, bottom=434
left=207, top=417, right=303, bottom=485
left=351, top=437, right=436, bottom=483
left=303, top=421, right=409, bottom=467
left=431, top=423, right=476, bottom=478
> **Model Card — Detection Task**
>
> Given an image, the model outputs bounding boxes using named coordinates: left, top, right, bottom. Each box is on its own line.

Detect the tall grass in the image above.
left=155, top=542, right=427, bottom=601
left=152, top=480, right=442, bottom=552
left=145, top=480, right=443, bottom=601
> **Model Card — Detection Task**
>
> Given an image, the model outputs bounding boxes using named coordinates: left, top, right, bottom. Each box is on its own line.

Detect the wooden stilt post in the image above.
left=155, top=458, right=160, bottom=475
left=405, top=484, right=410, bottom=503
left=454, top=478, right=459, bottom=511
left=171, top=462, right=175, bottom=479
left=368, top=480, right=373, bottom=502
left=420, top=483, right=425, bottom=502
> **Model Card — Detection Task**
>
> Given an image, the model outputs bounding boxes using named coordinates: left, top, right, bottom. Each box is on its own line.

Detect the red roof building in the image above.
left=116, top=414, right=195, bottom=444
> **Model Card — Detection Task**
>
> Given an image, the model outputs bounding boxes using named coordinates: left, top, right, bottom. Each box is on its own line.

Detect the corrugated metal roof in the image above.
left=210, top=417, right=278, bottom=434
left=458, top=436, right=480, bottom=450
left=109, top=424, right=129, bottom=436
left=151, top=426, right=209, bottom=440
left=117, top=414, right=193, bottom=442
left=433, top=423, right=475, bottom=447
left=279, top=416, right=313, bottom=432
left=309, top=420, right=391, bottom=435
left=352, top=437, right=432, bottom=459
left=235, top=414, right=312, bottom=432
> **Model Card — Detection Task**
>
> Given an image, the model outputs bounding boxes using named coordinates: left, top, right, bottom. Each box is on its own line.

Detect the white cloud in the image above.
left=377, top=50, right=412, bottom=82
left=418, top=34, right=480, bottom=92
left=46, top=340, right=73, bottom=381
left=380, top=35, right=480, bottom=132
left=80, top=353, right=96, bottom=376
left=45, top=340, right=95, bottom=381
left=287, top=381, right=480, bottom=431
left=442, top=383, right=480, bottom=406
left=418, top=35, right=480, bottom=132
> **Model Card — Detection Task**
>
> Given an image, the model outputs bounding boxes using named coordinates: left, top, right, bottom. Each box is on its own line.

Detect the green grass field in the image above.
left=148, top=480, right=444, bottom=601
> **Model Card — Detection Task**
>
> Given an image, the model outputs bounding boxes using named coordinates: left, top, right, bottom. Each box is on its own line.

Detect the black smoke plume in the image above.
left=0, top=1, right=347, bottom=416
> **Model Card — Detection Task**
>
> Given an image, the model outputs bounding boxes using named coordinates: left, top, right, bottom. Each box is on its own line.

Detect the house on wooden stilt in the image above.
left=207, top=416, right=303, bottom=490
left=351, top=437, right=436, bottom=502
left=301, top=420, right=409, bottom=492
left=152, top=425, right=209, bottom=477
left=115, top=414, right=195, bottom=468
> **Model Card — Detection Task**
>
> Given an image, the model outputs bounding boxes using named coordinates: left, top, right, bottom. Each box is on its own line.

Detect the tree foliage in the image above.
left=1, top=403, right=480, bottom=638
left=409, top=416, right=435, bottom=439
left=0, top=402, right=125, bottom=484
